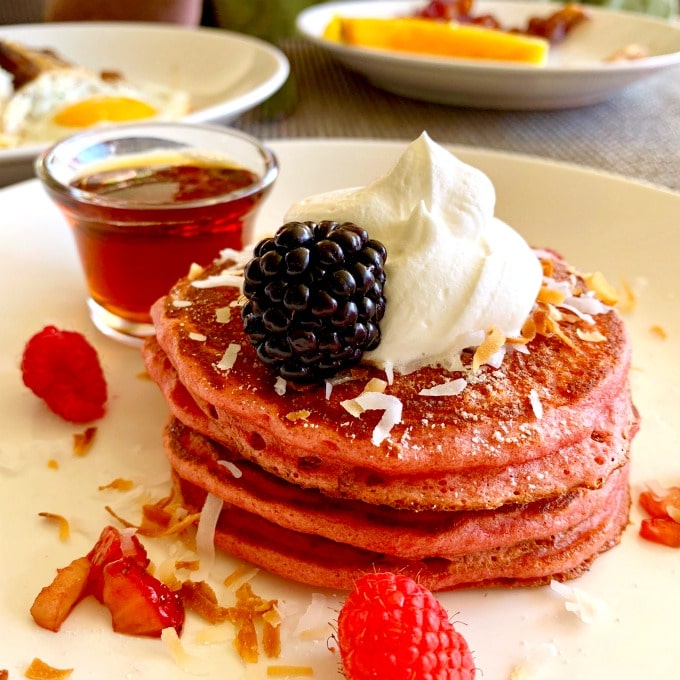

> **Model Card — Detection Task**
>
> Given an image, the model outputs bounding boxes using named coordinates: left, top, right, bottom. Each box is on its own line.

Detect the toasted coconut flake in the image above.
left=98, top=477, right=134, bottom=492
left=72, top=426, right=97, bottom=456
left=576, top=328, right=607, bottom=343
left=172, top=299, right=193, bottom=308
left=216, top=343, right=241, bottom=372
left=550, top=580, right=610, bottom=624
left=224, top=564, right=260, bottom=590
left=650, top=325, right=667, bottom=340
left=584, top=271, right=618, bottom=306
left=339, top=397, right=364, bottom=418
left=175, top=559, right=200, bottom=572
left=222, top=582, right=282, bottom=663
left=617, top=278, right=637, bottom=313
left=195, top=492, right=223, bottom=577
left=364, top=378, right=387, bottom=393
left=161, top=627, right=211, bottom=675
left=38, top=512, right=70, bottom=541
left=215, top=306, right=232, bottom=323
left=286, top=410, right=311, bottom=422
left=189, top=332, right=207, bottom=342
left=181, top=581, right=231, bottom=624
left=267, top=666, right=314, bottom=677
left=539, top=256, right=554, bottom=278
left=537, top=286, right=567, bottom=305
left=187, top=263, right=205, bottom=280
left=419, top=378, right=467, bottom=397
left=25, top=658, right=73, bottom=680
left=528, top=389, right=543, bottom=420
left=472, top=327, right=506, bottom=372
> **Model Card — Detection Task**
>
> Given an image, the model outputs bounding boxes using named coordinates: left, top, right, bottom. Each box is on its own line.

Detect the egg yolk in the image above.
left=53, top=96, right=157, bottom=128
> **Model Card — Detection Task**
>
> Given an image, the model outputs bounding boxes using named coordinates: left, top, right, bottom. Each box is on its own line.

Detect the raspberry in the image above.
left=337, top=572, right=476, bottom=680
left=21, top=325, right=108, bottom=423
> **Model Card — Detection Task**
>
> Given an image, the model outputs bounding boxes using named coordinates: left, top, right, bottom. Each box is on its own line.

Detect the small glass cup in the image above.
left=35, top=122, right=278, bottom=345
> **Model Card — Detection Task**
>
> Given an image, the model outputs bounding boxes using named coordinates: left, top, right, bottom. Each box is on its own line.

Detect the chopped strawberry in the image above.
left=640, top=518, right=680, bottom=548
left=639, top=485, right=680, bottom=520
left=86, top=525, right=149, bottom=602
left=102, top=557, right=185, bottom=637
left=639, top=483, right=680, bottom=548
left=30, top=556, right=91, bottom=632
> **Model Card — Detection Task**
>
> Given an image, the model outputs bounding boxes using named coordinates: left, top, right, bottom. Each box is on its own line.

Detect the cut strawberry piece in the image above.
left=102, top=557, right=185, bottom=637
left=30, top=556, right=91, bottom=632
left=639, top=486, right=680, bottom=520
left=87, top=526, right=149, bottom=602
left=640, top=518, right=680, bottom=548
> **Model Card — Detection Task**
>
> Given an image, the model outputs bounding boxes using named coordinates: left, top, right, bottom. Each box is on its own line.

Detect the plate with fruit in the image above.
left=296, top=0, right=680, bottom=109
left=2, top=137, right=680, bottom=679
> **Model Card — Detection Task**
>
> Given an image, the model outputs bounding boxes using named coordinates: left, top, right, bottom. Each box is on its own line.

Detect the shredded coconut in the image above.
left=218, top=459, right=242, bottom=479
left=419, top=378, right=467, bottom=397
left=216, top=343, right=241, bottom=372
left=161, top=627, right=210, bottom=675
left=528, top=389, right=543, bottom=419
left=549, top=580, right=610, bottom=624
left=274, top=377, right=287, bottom=396
left=195, top=493, right=223, bottom=578
left=215, top=306, right=232, bottom=323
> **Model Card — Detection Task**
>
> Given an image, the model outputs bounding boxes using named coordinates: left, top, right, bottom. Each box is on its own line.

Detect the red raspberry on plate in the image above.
left=337, top=572, right=476, bottom=680
left=21, top=325, right=108, bottom=423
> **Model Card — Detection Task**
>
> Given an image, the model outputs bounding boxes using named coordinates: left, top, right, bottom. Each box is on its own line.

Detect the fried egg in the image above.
left=2, top=67, right=190, bottom=146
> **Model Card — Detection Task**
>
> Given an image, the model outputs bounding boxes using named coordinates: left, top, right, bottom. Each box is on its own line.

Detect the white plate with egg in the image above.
left=1, top=138, right=679, bottom=679
left=0, top=22, right=289, bottom=185
left=297, top=0, right=680, bottom=109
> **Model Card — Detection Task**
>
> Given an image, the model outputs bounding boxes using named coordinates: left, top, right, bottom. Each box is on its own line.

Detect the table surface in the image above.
left=234, top=39, right=680, bottom=194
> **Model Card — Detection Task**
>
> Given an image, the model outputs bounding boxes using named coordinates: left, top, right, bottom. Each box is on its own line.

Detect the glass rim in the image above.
left=34, top=121, right=279, bottom=211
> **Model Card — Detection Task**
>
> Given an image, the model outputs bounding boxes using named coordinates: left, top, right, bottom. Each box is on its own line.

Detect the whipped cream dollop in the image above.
left=284, top=132, right=542, bottom=375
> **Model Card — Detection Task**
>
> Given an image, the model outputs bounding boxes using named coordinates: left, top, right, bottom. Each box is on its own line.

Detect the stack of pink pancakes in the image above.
left=142, top=252, right=639, bottom=591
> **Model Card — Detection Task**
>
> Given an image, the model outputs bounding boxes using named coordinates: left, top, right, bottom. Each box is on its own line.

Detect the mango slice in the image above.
left=323, top=16, right=549, bottom=66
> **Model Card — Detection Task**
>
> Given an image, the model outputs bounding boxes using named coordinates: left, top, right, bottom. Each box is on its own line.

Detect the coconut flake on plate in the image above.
left=549, top=579, right=611, bottom=624
left=161, top=627, right=211, bottom=675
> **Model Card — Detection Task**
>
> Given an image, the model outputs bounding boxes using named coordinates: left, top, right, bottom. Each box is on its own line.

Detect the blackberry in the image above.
left=242, top=220, right=387, bottom=383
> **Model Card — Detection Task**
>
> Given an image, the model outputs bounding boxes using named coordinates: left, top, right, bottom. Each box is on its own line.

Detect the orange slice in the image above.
left=324, top=16, right=549, bottom=65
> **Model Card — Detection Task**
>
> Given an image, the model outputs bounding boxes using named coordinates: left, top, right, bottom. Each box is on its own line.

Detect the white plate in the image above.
left=297, top=0, right=680, bottom=109
left=1, top=139, right=679, bottom=680
left=0, top=22, right=289, bottom=185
